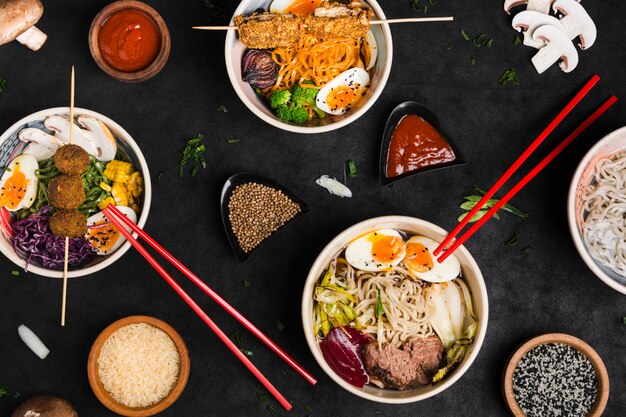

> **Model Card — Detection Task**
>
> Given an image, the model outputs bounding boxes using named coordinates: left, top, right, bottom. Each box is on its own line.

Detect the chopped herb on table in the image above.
left=623, top=316, right=626, bottom=325
left=230, top=330, right=254, bottom=357
left=499, top=68, right=520, bottom=87
left=471, top=57, right=476, bottom=66
left=460, top=27, right=470, bottom=41
left=179, top=134, right=207, bottom=176
left=458, top=186, right=527, bottom=223
left=256, top=384, right=268, bottom=401
left=522, top=245, right=534, bottom=254
left=242, top=279, right=252, bottom=288
left=227, top=138, right=240, bottom=143
left=446, top=43, right=452, bottom=50
left=157, top=171, right=166, bottom=179
left=347, top=159, right=357, bottom=178
left=217, top=104, right=228, bottom=112
left=472, top=33, right=494, bottom=48
left=0, top=76, right=6, bottom=93
left=0, top=386, right=20, bottom=399
left=411, top=0, right=437, bottom=14
left=276, top=320, right=285, bottom=332
left=514, top=34, right=523, bottom=45
left=10, top=270, right=19, bottom=277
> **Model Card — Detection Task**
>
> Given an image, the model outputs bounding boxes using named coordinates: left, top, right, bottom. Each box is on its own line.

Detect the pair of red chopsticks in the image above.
left=101, top=205, right=316, bottom=411
left=434, top=74, right=617, bottom=262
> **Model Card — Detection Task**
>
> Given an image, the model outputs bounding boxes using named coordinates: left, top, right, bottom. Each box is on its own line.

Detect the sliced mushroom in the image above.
left=512, top=11, right=566, bottom=48
left=77, top=115, right=117, bottom=161
left=23, top=143, right=56, bottom=161
left=553, top=0, right=596, bottom=49
left=44, top=115, right=98, bottom=157
left=504, top=0, right=555, bottom=15
left=0, top=0, right=47, bottom=51
left=19, top=127, right=66, bottom=147
left=531, top=24, right=579, bottom=73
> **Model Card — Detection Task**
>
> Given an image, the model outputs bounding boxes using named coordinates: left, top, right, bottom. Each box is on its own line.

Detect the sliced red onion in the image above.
left=242, top=49, right=278, bottom=89
left=320, top=326, right=371, bottom=388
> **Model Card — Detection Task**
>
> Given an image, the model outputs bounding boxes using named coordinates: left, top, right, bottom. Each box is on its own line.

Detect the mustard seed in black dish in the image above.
left=513, top=343, right=597, bottom=417
left=228, top=182, right=301, bottom=253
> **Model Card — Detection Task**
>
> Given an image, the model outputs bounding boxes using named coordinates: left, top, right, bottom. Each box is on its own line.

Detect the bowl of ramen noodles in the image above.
left=301, top=216, right=488, bottom=403
left=568, top=126, right=626, bottom=295
left=224, top=0, right=392, bottom=133
left=0, top=107, right=151, bottom=278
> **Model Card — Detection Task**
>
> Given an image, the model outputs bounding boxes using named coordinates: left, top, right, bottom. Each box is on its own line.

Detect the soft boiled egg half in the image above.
left=345, top=229, right=406, bottom=272
left=316, top=68, right=370, bottom=116
left=85, top=205, right=137, bottom=255
left=270, top=0, right=323, bottom=16
left=0, top=155, right=39, bottom=212
left=403, top=236, right=460, bottom=283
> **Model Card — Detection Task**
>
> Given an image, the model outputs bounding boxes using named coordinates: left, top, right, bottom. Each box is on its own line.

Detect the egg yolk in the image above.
left=368, top=233, right=405, bottom=263
left=326, top=85, right=361, bottom=112
left=86, top=221, right=120, bottom=254
left=404, top=242, right=434, bottom=273
left=285, top=0, right=322, bottom=16
left=0, top=164, right=29, bottom=210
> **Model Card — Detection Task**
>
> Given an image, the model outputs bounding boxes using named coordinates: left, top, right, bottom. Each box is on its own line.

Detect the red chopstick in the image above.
left=102, top=207, right=295, bottom=410
left=103, top=205, right=317, bottom=387
left=433, top=74, right=600, bottom=257
left=437, top=95, right=618, bottom=262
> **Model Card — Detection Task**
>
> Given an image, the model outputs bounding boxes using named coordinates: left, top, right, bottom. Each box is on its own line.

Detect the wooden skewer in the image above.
left=191, top=16, right=453, bottom=30
left=60, top=65, right=75, bottom=327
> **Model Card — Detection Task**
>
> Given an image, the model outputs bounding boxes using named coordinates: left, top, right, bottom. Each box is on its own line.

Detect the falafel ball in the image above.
left=54, top=144, right=89, bottom=174
left=49, top=209, right=87, bottom=238
left=48, top=175, right=85, bottom=209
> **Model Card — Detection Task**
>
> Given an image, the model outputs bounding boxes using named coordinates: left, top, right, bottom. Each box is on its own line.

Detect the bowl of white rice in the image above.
left=87, top=315, right=190, bottom=416
left=568, top=125, right=626, bottom=295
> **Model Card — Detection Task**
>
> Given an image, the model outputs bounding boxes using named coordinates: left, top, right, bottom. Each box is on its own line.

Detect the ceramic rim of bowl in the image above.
left=224, top=0, right=393, bottom=134
left=567, top=125, right=626, bottom=295
left=301, top=215, right=489, bottom=403
left=0, top=107, right=152, bottom=278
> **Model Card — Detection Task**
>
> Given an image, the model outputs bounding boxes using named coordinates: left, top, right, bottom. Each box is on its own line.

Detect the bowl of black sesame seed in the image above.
left=503, top=333, right=609, bottom=417
left=220, top=173, right=309, bottom=261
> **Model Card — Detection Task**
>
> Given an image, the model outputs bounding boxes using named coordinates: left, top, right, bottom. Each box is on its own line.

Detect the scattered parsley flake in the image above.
left=203, top=0, right=225, bottom=18
left=157, top=171, right=166, bottom=179
left=446, top=43, right=452, bottom=50
left=230, top=331, right=254, bottom=357
left=347, top=159, right=357, bottom=178
left=514, top=34, right=522, bottom=45
left=179, top=134, right=208, bottom=176
left=227, top=138, right=240, bottom=143
left=242, top=279, right=252, bottom=288
left=10, top=270, right=19, bottom=276
left=276, top=320, right=285, bottom=332
left=471, top=57, right=476, bottom=66
left=267, top=404, right=276, bottom=414
left=460, top=27, right=470, bottom=41
left=499, top=68, right=520, bottom=87
left=217, top=104, right=228, bottom=112
left=0, top=76, right=6, bottom=93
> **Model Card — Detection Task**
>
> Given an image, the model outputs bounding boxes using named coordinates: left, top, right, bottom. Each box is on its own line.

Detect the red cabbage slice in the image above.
left=11, top=206, right=97, bottom=270
left=320, top=326, right=371, bottom=388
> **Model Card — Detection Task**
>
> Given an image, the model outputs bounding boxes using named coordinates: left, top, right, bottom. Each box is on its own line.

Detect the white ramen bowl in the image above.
left=568, top=126, right=626, bottom=295
left=0, top=108, right=152, bottom=278
left=301, top=216, right=488, bottom=403
left=224, top=0, right=393, bottom=134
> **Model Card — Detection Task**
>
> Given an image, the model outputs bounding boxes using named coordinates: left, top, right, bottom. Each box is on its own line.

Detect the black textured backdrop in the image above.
left=0, top=1, right=625, bottom=416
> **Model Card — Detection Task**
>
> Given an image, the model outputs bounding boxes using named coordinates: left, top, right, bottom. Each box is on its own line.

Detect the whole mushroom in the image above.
left=11, top=395, right=78, bottom=417
left=0, top=0, right=47, bottom=51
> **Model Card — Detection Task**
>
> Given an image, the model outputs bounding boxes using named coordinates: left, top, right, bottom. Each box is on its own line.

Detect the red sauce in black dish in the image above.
left=386, top=114, right=456, bottom=178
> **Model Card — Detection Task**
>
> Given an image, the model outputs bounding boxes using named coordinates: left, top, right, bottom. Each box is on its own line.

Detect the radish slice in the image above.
left=18, top=324, right=50, bottom=359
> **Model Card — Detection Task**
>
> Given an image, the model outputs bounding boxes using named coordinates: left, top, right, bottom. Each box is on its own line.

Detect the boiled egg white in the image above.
left=403, top=236, right=460, bottom=283
left=85, top=206, right=137, bottom=255
left=345, top=229, right=406, bottom=272
left=0, top=155, right=39, bottom=212
left=270, top=0, right=322, bottom=16
left=316, top=68, right=370, bottom=116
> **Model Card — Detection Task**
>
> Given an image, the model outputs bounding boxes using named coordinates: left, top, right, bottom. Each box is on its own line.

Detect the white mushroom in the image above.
left=22, top=143, right=55, bottom=161
left=504, top=0, right=554, bottom=15
left=77, top=115, right=117, bottom=161
left=316, top=175, right=352, bottom=198
left=531, top=24, right=579, bottom=73
left=512, top=11, right=566, bottom=48
left=0, top=0, right=47, bottom=51
left=552, top=0, right=596, bottom=49
left=44, top=115, right=98, bottom=156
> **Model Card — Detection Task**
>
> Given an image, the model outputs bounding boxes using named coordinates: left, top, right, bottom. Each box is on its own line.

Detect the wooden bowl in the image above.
left=87, top=315, right=190, bottom=416
left=503, top=333, right=609, bottom=417
left=89, top=1, right=170, bottom=83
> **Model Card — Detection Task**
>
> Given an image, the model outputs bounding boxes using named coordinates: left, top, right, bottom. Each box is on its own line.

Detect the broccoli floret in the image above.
left=269, top=89, right=292, bottom=109
left=291, top=106, right=309, bottom=124
left=292, top=84, right=319, bottom=106
left=275, top=105, right=293, bottom=122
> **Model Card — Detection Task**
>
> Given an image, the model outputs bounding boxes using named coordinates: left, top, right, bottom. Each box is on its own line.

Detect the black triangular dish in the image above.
left=220, top=173, right=310, bottom=262
left=379, top=102, right=466, bottom=186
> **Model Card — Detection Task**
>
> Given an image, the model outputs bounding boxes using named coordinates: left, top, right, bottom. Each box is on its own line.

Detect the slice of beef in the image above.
left=363, top=335, right=444, bottom=389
